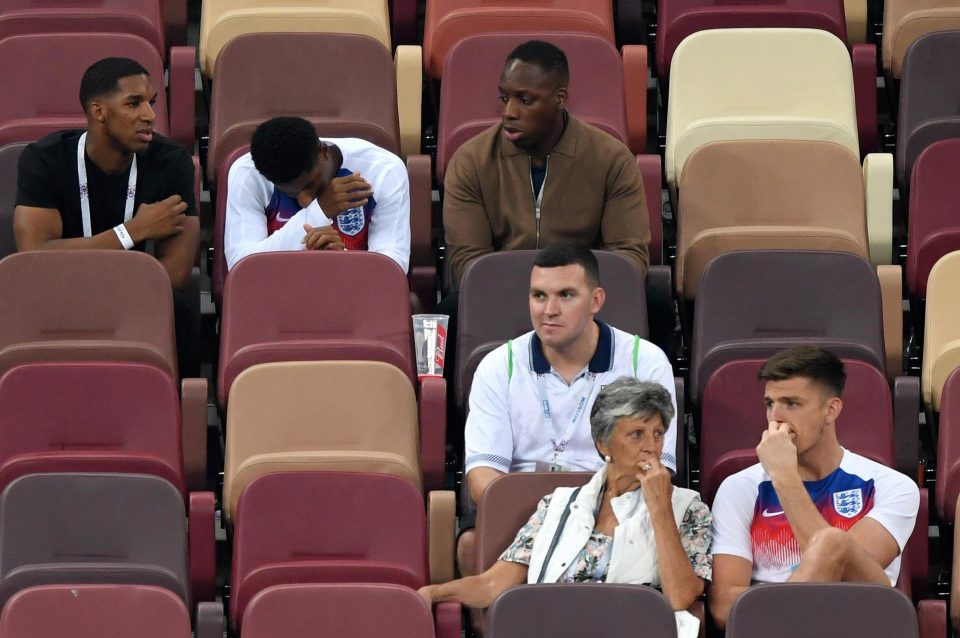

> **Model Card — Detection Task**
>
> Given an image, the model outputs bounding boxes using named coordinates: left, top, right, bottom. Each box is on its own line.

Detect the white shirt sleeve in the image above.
left=366, top=156, right=410, bottom=273
left=223, top=159, right=333, bottom=271
left=710, top=472, right=758, bottom=561
left=635, top=339, right=678, bottom=472
left=464, top=346, right=514, bottom=475
left=866, top=469, right=920, bottom=552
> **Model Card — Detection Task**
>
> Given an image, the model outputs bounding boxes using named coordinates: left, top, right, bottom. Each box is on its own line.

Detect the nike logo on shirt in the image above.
left=761, top=509, right=785, bottom=517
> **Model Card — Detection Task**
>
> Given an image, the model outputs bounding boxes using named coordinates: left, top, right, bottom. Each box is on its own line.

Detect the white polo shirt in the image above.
left=464, top=322, right=678, bottom=476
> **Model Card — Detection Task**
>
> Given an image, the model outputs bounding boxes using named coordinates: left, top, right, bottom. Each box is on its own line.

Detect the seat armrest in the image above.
left=181, top=377, right=208, bottom=491
left=395, top=45, right=423, bottom=158
left=622, top=45, right=648, bottom=155
left=407, top=154, right=436, bottom=310
left=427, top=489, right=456, bottom=584
left=673, top=376, right=686, bottom=486
left=852, top=43, right=878, bottom=155
left=892, top=375, right=920, bottom=478
left=637, top=154, right=663, bottom=265
left=188, top=491, right=217, bottom=603
left=877, top=264, right=903, bottom=377
left=168, top=46, right=196, bottom=150
left=195, top=600, right=225, bottom=638
left=918, top=598, right=947, bottom=638
left=434, top=601, right=462, bottom=638
left=864, top=153, right=894, bottom=265
left=419, top=375, right=446, bottom=491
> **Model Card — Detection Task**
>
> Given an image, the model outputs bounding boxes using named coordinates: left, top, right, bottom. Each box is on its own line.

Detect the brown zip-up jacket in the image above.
left=443, top=116, right=650, bottom=288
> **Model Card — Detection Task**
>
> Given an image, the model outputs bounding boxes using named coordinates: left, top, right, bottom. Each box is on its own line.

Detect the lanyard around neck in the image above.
left=77, top=131, right=137, bottom=238
left=537, top=371, right=598, bottom=460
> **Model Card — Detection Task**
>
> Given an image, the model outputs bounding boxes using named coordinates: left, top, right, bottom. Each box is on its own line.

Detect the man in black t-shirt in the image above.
left=13, top=57, right=200, bottom=377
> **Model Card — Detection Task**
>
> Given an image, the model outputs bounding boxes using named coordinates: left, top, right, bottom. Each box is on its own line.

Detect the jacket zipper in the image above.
left=530, top=155, right=550, bottom=248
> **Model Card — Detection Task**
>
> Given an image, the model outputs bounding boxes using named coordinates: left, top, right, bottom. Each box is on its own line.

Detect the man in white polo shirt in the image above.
left=458, top=240, right=677, bottom=573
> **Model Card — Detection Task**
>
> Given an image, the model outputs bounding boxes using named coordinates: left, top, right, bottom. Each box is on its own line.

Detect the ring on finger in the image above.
left=641, top=463, right=653, bottom=472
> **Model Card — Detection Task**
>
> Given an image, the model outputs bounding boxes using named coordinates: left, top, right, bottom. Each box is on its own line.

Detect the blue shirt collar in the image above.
left=530, top=320, right=614, bottom=375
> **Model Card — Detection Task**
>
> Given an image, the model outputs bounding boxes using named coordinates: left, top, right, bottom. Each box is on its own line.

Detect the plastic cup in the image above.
left=412, top=314, right=449, bottom=378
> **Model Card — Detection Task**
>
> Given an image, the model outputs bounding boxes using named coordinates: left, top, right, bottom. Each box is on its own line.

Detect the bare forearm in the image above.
left=19, top=230, right=124, bottom=251
left=467, top=467, right=504, bottom=505
left=650, top=509, right=704, bottom=610
left=773, top=474, right=830, bottom=551
left=423, top=561, right=526, bottom=609
left=156, top=217, right=199, bottom=290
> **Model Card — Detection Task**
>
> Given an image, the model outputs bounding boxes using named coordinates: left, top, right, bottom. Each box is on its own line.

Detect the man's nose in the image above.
left=502, top=97, right=518, bottom=120
left=141, top=101, right=155, bottom=122
left=544, top=296, right=560, bottom=315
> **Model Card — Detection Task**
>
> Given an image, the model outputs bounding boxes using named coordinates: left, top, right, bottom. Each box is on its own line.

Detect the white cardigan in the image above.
left=526, top=466, right=702, bottom=638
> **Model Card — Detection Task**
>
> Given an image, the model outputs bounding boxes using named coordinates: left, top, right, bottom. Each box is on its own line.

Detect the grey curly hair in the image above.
left=589, top=377, right=674, bottom=448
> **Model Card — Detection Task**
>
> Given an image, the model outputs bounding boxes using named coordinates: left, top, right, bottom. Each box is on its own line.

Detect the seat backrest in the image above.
left=223, top=361, right=421, bottom=521
left=423, top=0, right=614, bottom=80
left=0, top=361, right=184, bottom=496
left=455, top=250, right=648, bottom=411
left=0, top=584, right=192, bottom=638
left=936, top=367, right=960, bottom=523
left=922, top=250, right=960, bottom=411
left=486, top=583, right=678, bottom=638
left=241, top=583, right=434, bottom=638
left=882, top=0, right=960, bottom=78
left=726, top=583, right=918, bottom=638
left=231, top=472, right=427, bottom=630
left=656, top=0, right=848, bottom=76
left=436, top=31, right=626, bottom=183
left=0, top=33, right=169, bottom=148
left=0, top=143, right=25, bottom=260
left=206, top=32, right=398, bottom=189
left=475, top=471, right=592, bottom=573
left=666, top=28, right=857, bottom=190
left=199, top=0, right=391, bottom=78
left=0, top=0, right=165, bottom=58
left=691, top=250, right=885, bottom=406
left=896, top=30, right=960, bottom=191
left=0, top=250, right=177, bottom=378
left=676, top=139, right=869, bottom=301
left=907, top=138, right=960, bottom=299
left=700, top=358, right=894, bottom=503
left=0, top=473, right=188, bottom=609
left=218, top=251, right=413, bottom=407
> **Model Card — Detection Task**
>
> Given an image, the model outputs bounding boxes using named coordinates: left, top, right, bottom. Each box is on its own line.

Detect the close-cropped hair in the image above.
left=79, top=57, right=150, bottom=111
left=590, top=378, right=675, bottom=449
left=533, top=240, right=600, bottom=288
left=505, top=40, right=570, bottom=85
left=759, top=346, right=846, bottom=398
left=250, top=116, right=320, bottom=185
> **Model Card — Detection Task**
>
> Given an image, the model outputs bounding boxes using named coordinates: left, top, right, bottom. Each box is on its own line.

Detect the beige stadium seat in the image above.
left=665, top=28, right=859, bottom=193
left=845, top=0, right=868, bottom=43
left=676, top=140, right=871, bottom=300
left=223, top=360, right=424, bottom=522
left=199, top=0, right=391, bottom=77
left=882, top=0, right=960, bottom=79
left=922, top=251, right=960, bottom=410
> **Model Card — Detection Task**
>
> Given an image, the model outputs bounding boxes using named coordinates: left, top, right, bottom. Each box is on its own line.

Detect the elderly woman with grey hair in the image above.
left=419, top=379, right=712, bottom=630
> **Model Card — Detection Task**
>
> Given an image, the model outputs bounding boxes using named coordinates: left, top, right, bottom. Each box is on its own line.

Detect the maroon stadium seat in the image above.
left=486, top=584, right=677, bottom=638
left=0, top=33, right=194, bottom=150
left=241, top=583, right=437, bottom=638
left=0, top=584, right=193, bottom=638
left=691, top=250, right=886, bottom=406
left=0, top=474, right=191, bottom=609
left=699, top=359, right=895, bottom=504
left=230, top=472, right=459, bottom=636
left=725, top=583, right=919, bottom=638
left=656, top=0, right=848, bottom=77
left=907, top=138, right=960, bottom=299
left=896, top=30, right=960, bottom=194
left=423, top=0, right=615, bottom=80
left=0, top=361, right=184, bottom=496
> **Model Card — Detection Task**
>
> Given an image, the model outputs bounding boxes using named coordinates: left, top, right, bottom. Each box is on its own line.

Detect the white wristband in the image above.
left=113, top=223, right=135, bottom=250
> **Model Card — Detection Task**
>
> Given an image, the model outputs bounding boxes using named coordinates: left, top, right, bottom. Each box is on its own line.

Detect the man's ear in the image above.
left=825, top=396, right=843, bottom=425
left=556, top=86, right=568, bottom=110
left=591, top=285, right=606, bottom=314
left=88, top=102, right=105, bottom=123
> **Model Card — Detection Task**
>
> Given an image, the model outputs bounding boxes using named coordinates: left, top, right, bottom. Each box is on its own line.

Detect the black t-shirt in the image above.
left=15, top=129, right=196, bottom=243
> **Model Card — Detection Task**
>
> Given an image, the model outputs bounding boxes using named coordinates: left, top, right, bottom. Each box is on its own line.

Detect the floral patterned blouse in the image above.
left=499, top=493, right=713, bottom=583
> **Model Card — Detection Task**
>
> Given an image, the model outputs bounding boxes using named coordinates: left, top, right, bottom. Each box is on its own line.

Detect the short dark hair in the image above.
left=79, top=57, right=150, bottom=111
left=250, top=117, right=320, bottom=184
left=505, top=40, right=569, bottom=85
left=533, top=240, right=600, bottom=288
left=759, top=346, right=846, bottom=398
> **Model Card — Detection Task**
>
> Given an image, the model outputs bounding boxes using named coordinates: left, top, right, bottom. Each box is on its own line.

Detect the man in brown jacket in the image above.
left=442, top=39, right=651, bottom=288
